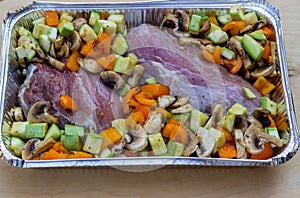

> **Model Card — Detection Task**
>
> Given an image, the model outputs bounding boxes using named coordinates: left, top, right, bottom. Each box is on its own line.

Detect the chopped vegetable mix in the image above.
left=4, top=5, right=289, bottom=161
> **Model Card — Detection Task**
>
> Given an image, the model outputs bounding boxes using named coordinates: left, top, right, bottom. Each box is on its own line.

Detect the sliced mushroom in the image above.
left=174, top=9, right=190, bottom=31
left=158, top=95, right=176, bottom=108
left=227, top=36, right=245, bottom=56
left=243, top=53, right=253, bottom=70
left=27, top=101, right=58, bottom=124
left=31, top=57, right=44, bottom=63
left=240, top=24, right=252, bottom=34
left=171, top=103, right=193, bottom=114
left=244, top=123, right=283, bottom=155
left=252, top=20, right=267, bottom=31
left=69, top=31, right=81, bottom=52
left=73, top=18, right=87, bottom=31
left=247, top=115, right=263, bottom=129
left=36, top=45, right=46, bottom=59
left=22, top=137, right=56, bottom=160
left=127, top=65, right=145, bottom=88
left=49, top=43, right=56, bottom=59
left=55, top=35, right=64, bottom=50
left=178, top=37, right=204, bottom=48
left=173, top=27, right=191, bottom=37
left=204, top=104, right=224, bottom=129
left=252, top=108, right=272, bottom=128
left=233, top=115, right=248, bottom=159
left=18, top=36, right=31, bottom=47
left=77, top=58, right=103, bottom=74
left=11, top=107, right=24, bottom=122
left=199, top=20, right=211, bottom=34
left=166, top=12, right=179, bottom=25
left=100, top=71, right=125, bottom=90
left=172, top=96, right=190, bottom=108
left=57, top=43, right=69, bottom=59
left=125, top=124, right=148, bottom=152
left=143, top=111, right=164, bottom=134
left=251, top=63, right=276, bottom=78
left=183, top=127, right=215, bottom=157
left=47, top=55, right=65, bottom=71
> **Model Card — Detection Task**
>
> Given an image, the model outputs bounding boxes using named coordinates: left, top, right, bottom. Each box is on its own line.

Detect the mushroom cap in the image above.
left=234, top=115, right=248, bottom=131
left=244, top=124, right=265, bottom=154
left=27, top=101, right=58, bottom=124
left=22, top=137, right=56, bottom=160
left=143, top=111, right=164, bottom=134
left=125, top=124, right=148, bottom=152
left=174, top=9, right=190, bottom=31
left=69, top=31, right=81, bottom=52
left=78, top=58, right=103, bottom=74
left=252, top=108, right=272, bottom=128
left=199, top=20, right=211, bottom=34
left=100, top=71, right=125, bottom=90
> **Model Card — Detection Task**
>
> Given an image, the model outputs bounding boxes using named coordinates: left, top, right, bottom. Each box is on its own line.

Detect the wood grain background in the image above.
left=0, top=0, right=299, bottom=197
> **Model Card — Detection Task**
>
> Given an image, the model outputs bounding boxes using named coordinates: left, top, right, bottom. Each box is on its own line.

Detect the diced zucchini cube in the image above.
left=221, top=47, right=236, bottom=60
left=108, top=14, right=125, bottom=32
left=59, top=12, right=73, bottom=22
left=111, top=119, right=129, bottom=137
left=25, top=123, right=48, bottom=139
left=79, top=23, right=97, bottom=41
left=58, top=20, right=74, bottom=37
left=242, top=86, right=256, bottom=99
left=217, top=14, right=232, bottom=26
left=10, top=137, right=25, bottom=157
left=61, top=135, right=82, bottom=151
left=228, top=103, right=248, bottom=115
left=83, top=132, right=103, bottom=155
left=207, top=29, right=229, bottom=44
left=113, top=57, right=132, bottom=74
left=44, top=124, right=61, bottom=141
left=209, top=127, right=226, bottom=153
left=260, top=96, right=277, bottom=116
left=167, top=141, right=185, bottom=156
left=39, top=34, right=51, bottom=53
left=64, top=124, right=85, bottom=137
left=10, top=122, right=30, bottom=140
left=100, top=147, right=113, bottom=158
left=190, top=109, right=209, bottom=133
left=241, top=34, right=264, bottom=61
left=89, top=10, right=101, bottom=27
left=111, top=33, right=128, bottom=55
left=244, top=12, right=258, bottom=25
left=189, top=14, right=202, bottom=34
left=97, top=20, right=117, bottom=36
left=148, top=133, right=167, bottom=156
left=230, top=5, right=245, bottom=21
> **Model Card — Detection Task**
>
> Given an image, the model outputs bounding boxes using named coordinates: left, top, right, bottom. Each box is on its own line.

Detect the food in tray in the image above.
left=2, top=5, right=290, bottom=160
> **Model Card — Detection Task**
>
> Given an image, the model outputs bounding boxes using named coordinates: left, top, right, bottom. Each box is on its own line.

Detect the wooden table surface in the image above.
left=0, top=0, right=299, bottom=197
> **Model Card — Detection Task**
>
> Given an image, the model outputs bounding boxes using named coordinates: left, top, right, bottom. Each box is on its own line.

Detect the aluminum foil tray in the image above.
left=0, top=0, right=298, bottom=168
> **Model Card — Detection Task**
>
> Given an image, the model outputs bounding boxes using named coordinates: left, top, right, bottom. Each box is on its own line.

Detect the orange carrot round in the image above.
left=222, top=20, right=245, bottom=35
left=218, top=142, right=237, bottom=158
left=134, top=92, right=157, bottom=106
left=59, top=94, right=78, bottom=111
left=250, top=143, right=274, bottom=160
left=139, top=84, right=170, bottom=99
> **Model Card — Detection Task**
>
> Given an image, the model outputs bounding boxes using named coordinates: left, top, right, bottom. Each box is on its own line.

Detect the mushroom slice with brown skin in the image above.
left=69, top=31, right=81, bottom=52
left=73, top=18, right=87, bottom=31
left=227, top=36, right=245, bottom=56
left=125, top=124, right=148, bottom=152
left=77, top=58, right=103, bottom=74
left=178, top=37, right=204, bottom=48
left=22, top=137, right=56, bottom=160
left=143, top=111, right=164, bottom=134
left=244, top=123, right=283, bottom=155
left=57, top=43, right=69, bottom=59
left=47, top=55, right=65, bottom=71
left=172, top=96, right=190, bottom=108
left=251, top=63, right=276, bottom=78
left=199, top=20, right=211, bottom=34
left=173, top=27, right=191, bottom=38
left=171, top=103, right=193, bottom=114
left=100, top=71, right=125, bottom=90
left=36, top=45, right=46, bottom=59
left=127, top=65, right=145, bottom=88
left=11, top=107, right=24, bottom=122
left=55, top=35, right=64, bottom=50
left=49, top=43, right=56, bottom=59
left=158, top=95, right=176, bottom=108
left=27, top=101, right=58, bottom=124
left=183, top=127, right=215, bottom=157
left=174, top=9, right=190, bottom=32
left=204, top=104, right=224, bottom=129
left=233, top=115, right=248, bottom=159
left=252, top=108, right=273, bottom=128
left=252, top=20, right=267, bottom=31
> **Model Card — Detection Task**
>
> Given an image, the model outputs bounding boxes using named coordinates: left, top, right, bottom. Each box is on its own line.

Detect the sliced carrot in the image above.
left=125, top=111, right=145, bottom=127
left=253, top=76, right=275, bottom=96
left=169, top=125, right=188, bottom=145
left=80, top=40, right=95, bottom=56
left=201, top=49, right=215, bottom=63
left=45, top=10, right=59, bottom=27
left=218, top=142, right=237, bottom=158
left=129, top=98, right=140, bottom=108
left=261, top=44, right=271, bottom=61
left=229, top=55, right=243, bottom=75
left=250, top=143, right=273, bottom=160
left=216, top=126, right=233, bottom=142
left=162, top=123, right=175, bottom=138
left=168, top=118, right=180, bottom=126
left=222, top=20, right=245, bottom=35
left=139, top=84, right=170, bottom=99
left=67, top=151, right=93, bottom=159
left=42, top=149, right=68, bottom=160
left=66, top=51, right=81, bottom=72
left=52, top=142, right=69, bottom=153
left=96, top=33, right=111, bottom=56
left=122, top=87, right=138, bottom=114
left=97, top=54, right=116, bottom=70
left=60, top=94, right=78, bottom=111
left=261, top=26, right=273, bottom=39
left=134, top=105, right=150, bottom=120
left=208, top=14, right=219, bottom=26
left=134, top=92, right=157, bottom=106
left=100, top=128, right=122, bottom=149
left=268, top=115, right=276, bottom=127
left=213, top=46, right=222, bottom=64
